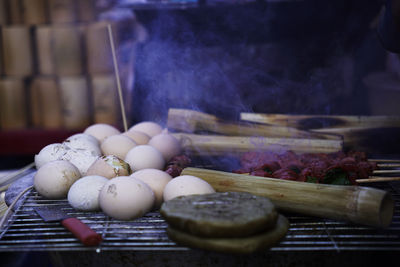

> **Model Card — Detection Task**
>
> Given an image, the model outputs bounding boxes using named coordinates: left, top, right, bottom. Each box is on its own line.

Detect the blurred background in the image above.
left=1, top=0, right=400, bottom=168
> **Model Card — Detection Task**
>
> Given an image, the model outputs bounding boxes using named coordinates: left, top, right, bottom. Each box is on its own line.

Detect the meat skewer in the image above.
left=234, top=151, right=400, bottom=185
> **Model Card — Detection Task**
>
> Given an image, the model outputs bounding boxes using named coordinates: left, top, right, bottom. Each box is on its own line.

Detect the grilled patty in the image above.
left=167, top=214, right=289, bottom=254
left=160, top=192, right=278, bottom=238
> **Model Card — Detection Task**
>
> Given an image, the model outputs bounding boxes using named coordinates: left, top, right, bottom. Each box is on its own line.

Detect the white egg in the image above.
left=60, top=148, right=99, bottom=176
left=68, top=175, right=109, bottom=211
left=34, top=143, right=65, bottom=169
left=63, top=133, right=101, bottom=156
left=84, top=123, right=121, bottom=142
left=125, top=145, right=165, bottom=172
left=101, top=134, right=137, bottom=159
left=99, top=176, right=155, bottom=220
left=131, top=169, right=172, bottom=209
left=66, top=133, right=99, bottom=146
left=34, top=160, right=81, bottom=199
left=163, top=175, right=215, bottom=202
left=86, top=155, right=132, bottom=179
left=148, top=132, right=181, bottom=161
left=128, top=121, right=163, bottom=137
left=122, top=130, right=150, bottom=145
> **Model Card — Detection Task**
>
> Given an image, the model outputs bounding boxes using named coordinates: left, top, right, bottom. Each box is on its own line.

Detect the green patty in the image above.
left=160, top=192, right=278, bottom=238
left=167, top=214, right=289, bottom=254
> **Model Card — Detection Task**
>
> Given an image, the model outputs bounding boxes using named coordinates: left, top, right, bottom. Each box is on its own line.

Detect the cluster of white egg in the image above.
left=33, top=121, right=215, bottom=221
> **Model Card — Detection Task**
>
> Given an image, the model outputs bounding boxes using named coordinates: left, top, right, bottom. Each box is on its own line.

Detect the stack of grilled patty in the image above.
left=160, top=192, right=289, bottom=254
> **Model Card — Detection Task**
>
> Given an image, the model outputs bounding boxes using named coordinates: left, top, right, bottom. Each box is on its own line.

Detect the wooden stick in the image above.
left=0, top=186, right=33, bottom=230
left=356, top=177, right=400, bottom=183
left=181, top=167, right=394, bottom=228
left=0, top=162, right=35, bottom=187
left=173, top=133, right=343, bottom=156
left=108, top=24, right=128, bottom=132
left=168, top=109, right=341, bottom=140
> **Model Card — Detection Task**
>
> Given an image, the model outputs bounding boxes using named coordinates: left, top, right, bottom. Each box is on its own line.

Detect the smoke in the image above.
left=113, top=0, right=386, bottom=125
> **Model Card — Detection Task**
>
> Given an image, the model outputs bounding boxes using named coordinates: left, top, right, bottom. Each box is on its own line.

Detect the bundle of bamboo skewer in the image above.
left=240, top=112, right=400, bottom=154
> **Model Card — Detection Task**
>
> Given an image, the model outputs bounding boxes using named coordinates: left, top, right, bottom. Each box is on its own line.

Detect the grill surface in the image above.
left=0, top=173, right=399, bottom=253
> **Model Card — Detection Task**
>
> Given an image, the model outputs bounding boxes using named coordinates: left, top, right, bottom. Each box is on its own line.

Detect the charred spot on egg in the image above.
left=86, top=155, right=132, bottom=179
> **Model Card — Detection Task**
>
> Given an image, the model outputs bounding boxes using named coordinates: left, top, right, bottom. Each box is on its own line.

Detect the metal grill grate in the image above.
left=0, top=176, right=399, bottom=252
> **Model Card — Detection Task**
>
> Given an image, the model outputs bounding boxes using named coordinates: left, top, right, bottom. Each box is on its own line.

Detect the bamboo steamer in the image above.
left=52, top=25, right=84, bottom=76
left=181, top=168, right=394, bottom=228
left=86, top=21, right=117, bottom=74
left=59, top=76, right=91, bottom=130
left=0, top=78, right=27, bottom=129
left=77, top=0, right=96, bottom=22
left=90, top=74, right=119, bottom=125
left=35, top=26, right=55, bottom=75
left=0, top=26, right=2, bottom=75
left=1, top=26, right=33, bottom=77
left=30, top=77, right=63, bottom=128
left=21, top=0, right=48, bottom=25
left=8, top=0, right=23, bottom=24
left=48, top=0, right=77, bottom=24
left=0, top=0, right=7, bottom=24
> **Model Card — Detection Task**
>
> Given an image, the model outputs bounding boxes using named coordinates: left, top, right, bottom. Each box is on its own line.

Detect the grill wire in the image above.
left=0, top=175, right=399, bottom=252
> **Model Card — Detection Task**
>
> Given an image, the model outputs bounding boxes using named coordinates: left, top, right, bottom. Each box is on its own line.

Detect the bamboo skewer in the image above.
left=173, top=133, right=343, bottom=156
left=373, top=170, right=400, bottom=174
left=0, top=162, right=35, bottom=187
left=376, top=163, right=400, bottom=168
left=240, top=113, right=400, bottom=129
left=238, top=172, right=400, bottom=184
left=181, top=167, right=394, bottom=228
left=370, top=159, right=400, bottom=163
left=357, top=177, right=400, bottom=183
left=0, top=186, right=33, bottom=231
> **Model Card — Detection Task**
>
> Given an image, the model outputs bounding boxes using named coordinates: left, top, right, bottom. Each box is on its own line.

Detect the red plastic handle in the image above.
left=61, top=217, right=102, bottom=246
